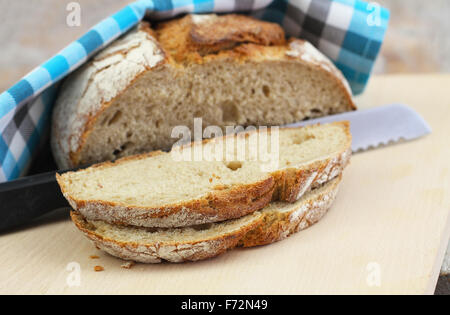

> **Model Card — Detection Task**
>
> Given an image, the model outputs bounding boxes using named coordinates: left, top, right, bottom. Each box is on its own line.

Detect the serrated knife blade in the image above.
left=285, top=104, right=432, bottom=152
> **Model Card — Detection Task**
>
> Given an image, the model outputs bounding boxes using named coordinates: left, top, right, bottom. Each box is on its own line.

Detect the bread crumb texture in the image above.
left=120, top=261, right=135, bottom=269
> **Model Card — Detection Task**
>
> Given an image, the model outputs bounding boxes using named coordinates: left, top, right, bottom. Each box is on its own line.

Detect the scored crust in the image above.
left=57, top=122, right=351, bottom=228
left=156, top=13, right=286, bottom=63
left=51, top=14, right=355, bottom=169
left=70, top=176, right=342, bottom=263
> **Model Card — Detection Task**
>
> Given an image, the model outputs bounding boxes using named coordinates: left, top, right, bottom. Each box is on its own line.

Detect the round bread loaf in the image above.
left=51, top=14, right=355, bottom=169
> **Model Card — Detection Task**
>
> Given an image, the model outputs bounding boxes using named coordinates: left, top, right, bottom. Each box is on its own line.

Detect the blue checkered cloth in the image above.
left=0, top=0, right=389, bottom=182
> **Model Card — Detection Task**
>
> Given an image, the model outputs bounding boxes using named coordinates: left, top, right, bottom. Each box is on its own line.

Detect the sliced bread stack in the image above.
left=58, top=122, right=352, bottom=263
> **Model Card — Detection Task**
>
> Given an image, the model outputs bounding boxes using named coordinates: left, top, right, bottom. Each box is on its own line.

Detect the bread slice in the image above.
left=51, top=14, right=355, bottom=169
left=71, top=176, right=342, bottom=263
left=57, top=122, right=351, bottom=228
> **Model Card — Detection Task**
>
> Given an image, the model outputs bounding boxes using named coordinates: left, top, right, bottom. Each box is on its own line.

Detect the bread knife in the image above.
left=285, top=103, right=431, bottom=152
left=0, top=103, right=431, bottom=232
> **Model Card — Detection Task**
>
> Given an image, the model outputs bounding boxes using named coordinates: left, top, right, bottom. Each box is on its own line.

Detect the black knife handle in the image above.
left=0, top=171, right=69, bottom=231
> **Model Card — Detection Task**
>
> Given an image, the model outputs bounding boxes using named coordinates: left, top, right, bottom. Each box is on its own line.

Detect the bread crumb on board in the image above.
left=94, top=266, right=104, bottom=272
left=89, top=255, right=100, bottom=259
left=121, top=261, right=135, bottom=269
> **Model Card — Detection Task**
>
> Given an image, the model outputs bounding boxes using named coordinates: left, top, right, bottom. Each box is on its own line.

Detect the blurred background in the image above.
left=0, top=0, right=449, bottom=92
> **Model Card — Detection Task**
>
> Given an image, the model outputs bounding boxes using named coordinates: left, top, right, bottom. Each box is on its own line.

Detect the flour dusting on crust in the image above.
left=51, top=24, right=165, bottom=169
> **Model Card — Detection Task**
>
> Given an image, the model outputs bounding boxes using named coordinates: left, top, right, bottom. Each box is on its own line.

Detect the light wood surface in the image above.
left=0, top=74, right=449, bottom=295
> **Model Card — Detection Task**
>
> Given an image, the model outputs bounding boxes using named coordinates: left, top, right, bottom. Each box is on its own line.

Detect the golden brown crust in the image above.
left=155, top=14, right=286, bottom=64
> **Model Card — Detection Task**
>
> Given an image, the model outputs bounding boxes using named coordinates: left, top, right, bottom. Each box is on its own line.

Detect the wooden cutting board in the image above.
left=1, top=74, right=449, bottom=295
